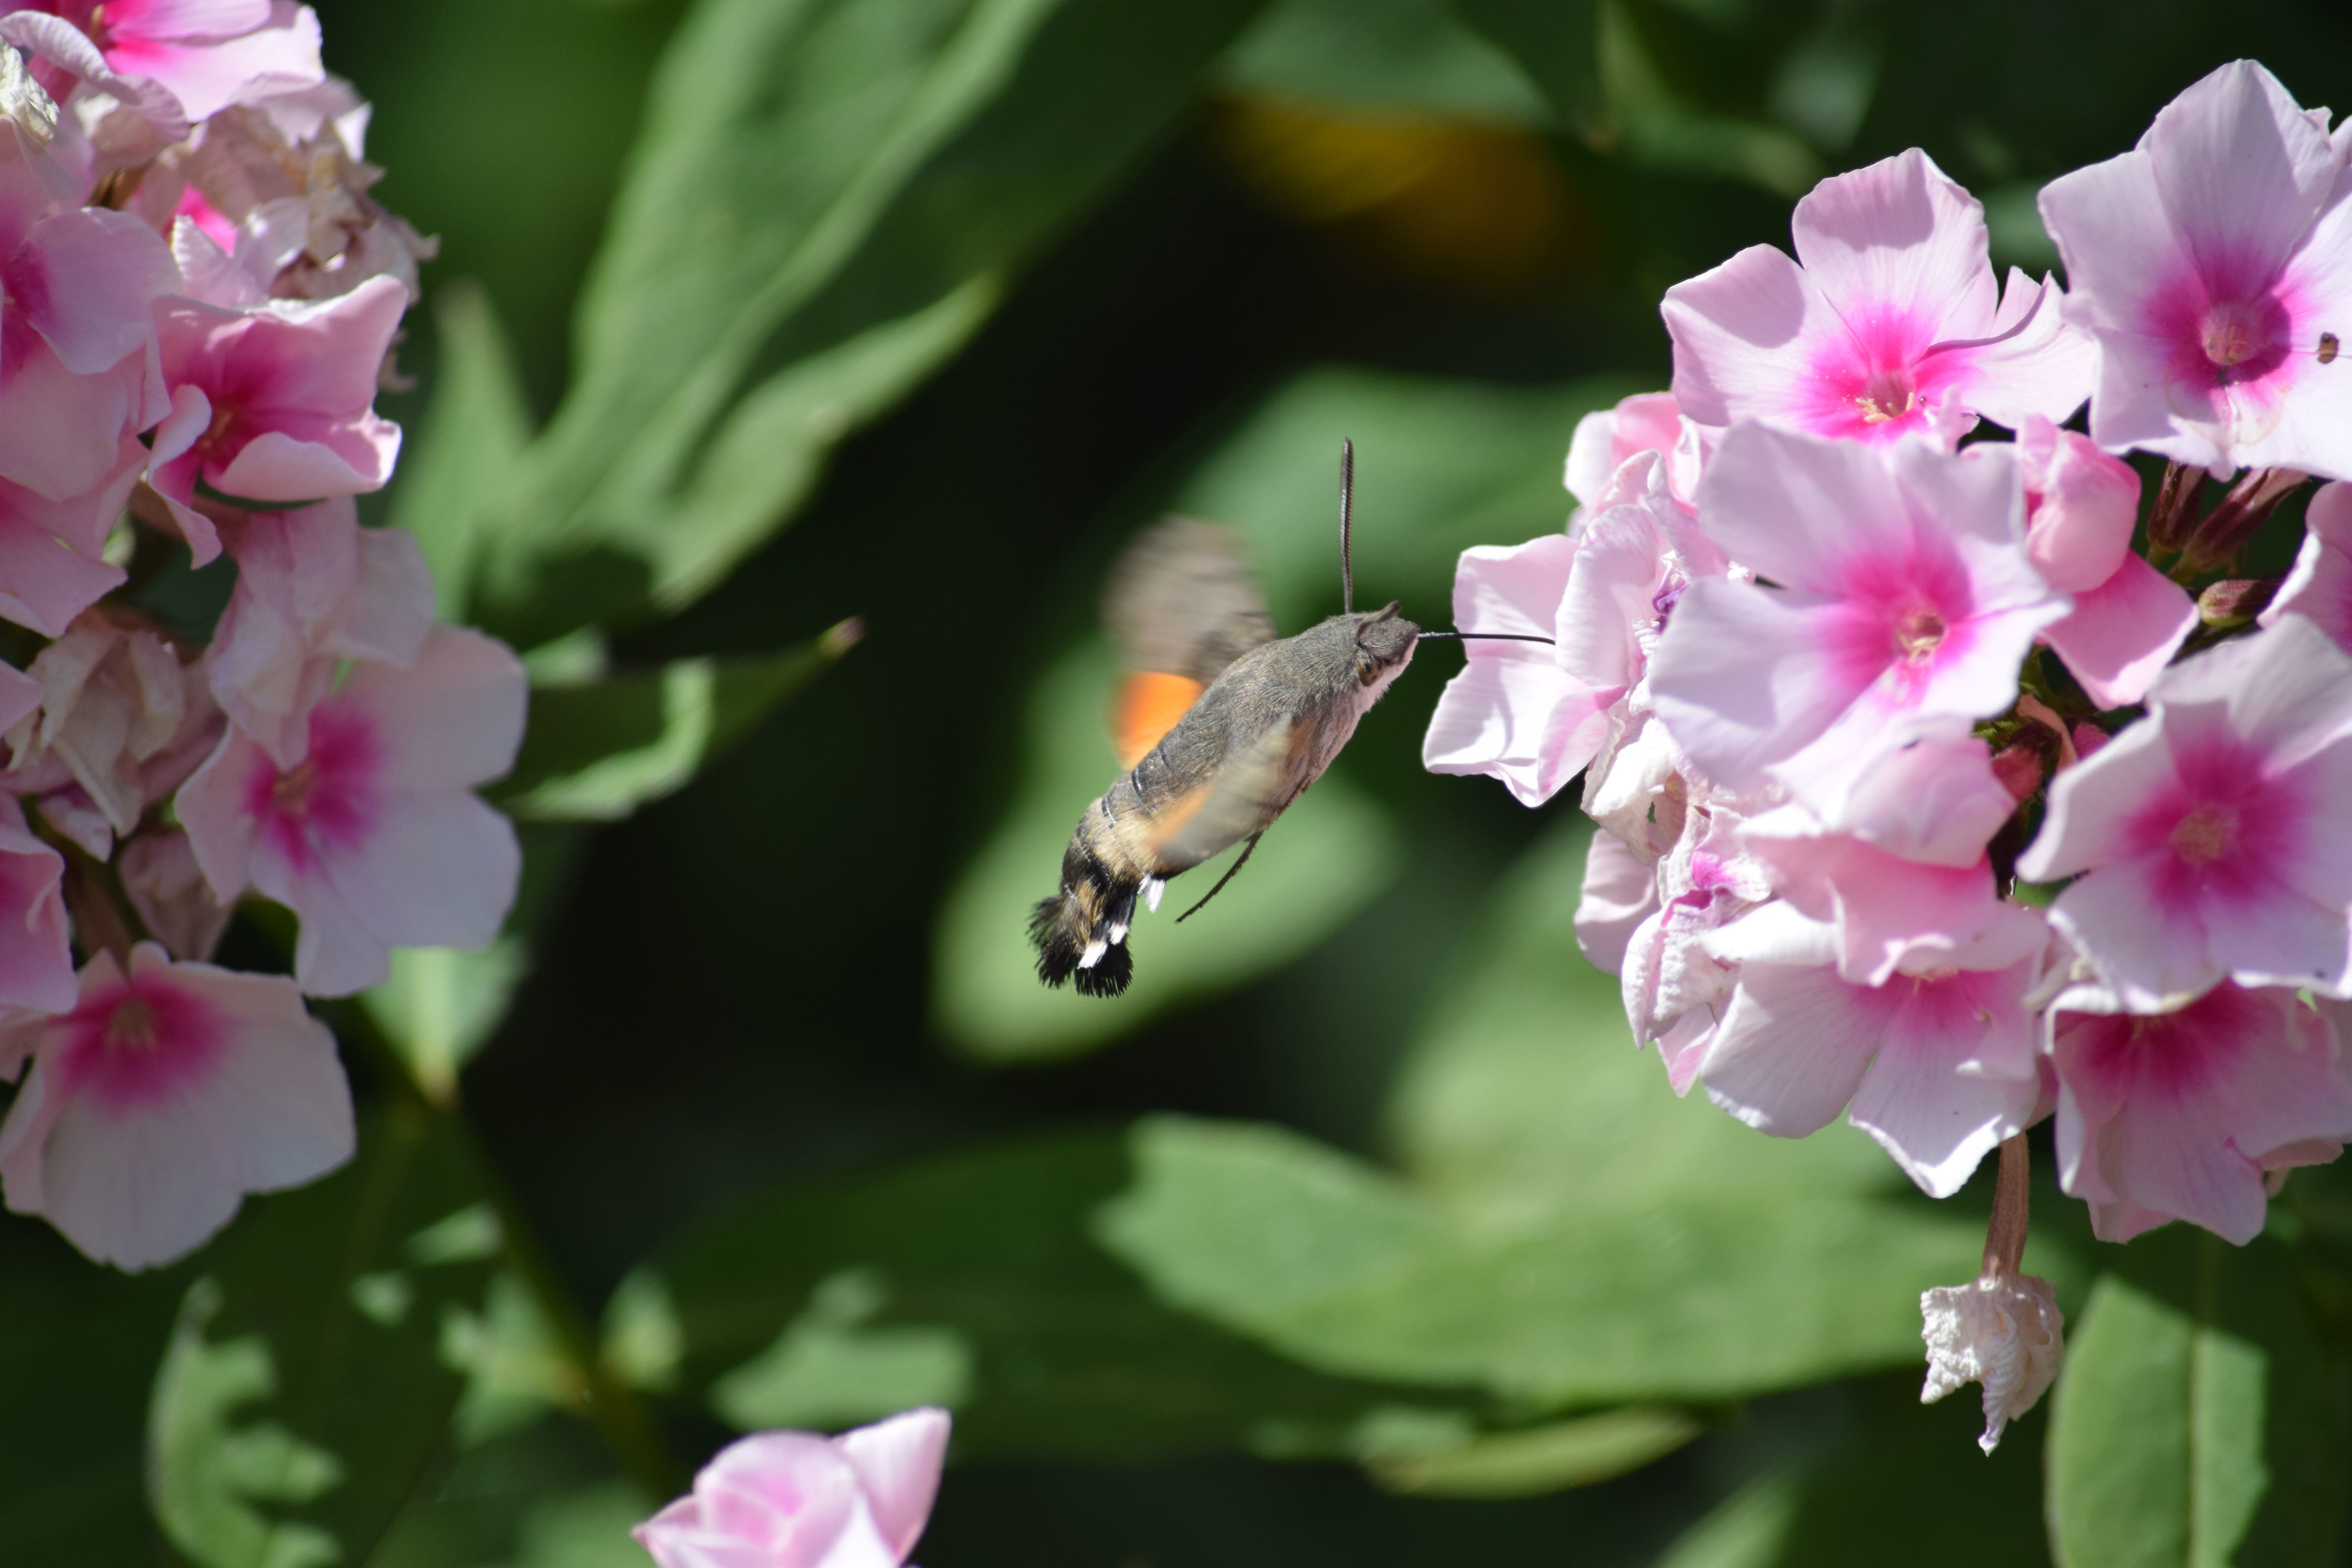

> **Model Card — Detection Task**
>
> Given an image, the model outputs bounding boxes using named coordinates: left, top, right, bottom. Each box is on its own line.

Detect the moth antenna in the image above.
left=1417, top=630, right=1557, bottom=644
left=1176, top=830, right=1265, bottom=922
left=1339, top=437, right=1356, bottom=615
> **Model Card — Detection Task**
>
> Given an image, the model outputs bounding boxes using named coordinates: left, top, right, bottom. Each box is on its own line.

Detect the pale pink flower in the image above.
left=118, top=828, right=232, bottom=962
left=1619, top=796, right=1775, bottom=1093
left=1426, top=457, right=1716, bottom=808
left=147, top=272, right=404, bottom=545
left=0, top=430, right=141, bottom=635
left=1699, top=899, right=2049, bottom=1196
left=2263, top=480, right=2352, bottom=649
left=1564, top=391, right=1704, bottom=516
left=635, top=1408, right=950, bottom=1568
left=2017, top=614, right=2352, bottom=1008
left=0, top=0, right=323, bottom=124
left=5, top=612, right=193, bottom=838
left=1573, top=827, right=1657, bottom=977
left=0, top=134, right=174, bottom=505
left=0, top=941, right=352, bottom=1269
left=1740, top=733, right=2019, bottom=985
left=1998, top=416, right=2197, bottom=707
left=178, top=623, right=525, bottom=997
left=2038, top=60, right=2352, bottom=478
left=1648, top=423, right=2069, bottom=793
left=1662, top=148, right=2092, bottom=450
left=0, top=793, right=73, bottom=1016
left=2046, top=978, right=2352, bottom=1243
left=207, top=498, right=433, bottom=767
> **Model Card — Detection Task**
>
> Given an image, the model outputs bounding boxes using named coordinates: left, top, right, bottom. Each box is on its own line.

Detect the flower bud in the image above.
left=1921, top=1270, right=2064, bottom=1454
left=2198, top=575, right=2281, bottom=628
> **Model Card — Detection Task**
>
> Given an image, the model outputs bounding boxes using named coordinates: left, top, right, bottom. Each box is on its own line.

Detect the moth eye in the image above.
left=1356, top=653, right=1382, bottom=686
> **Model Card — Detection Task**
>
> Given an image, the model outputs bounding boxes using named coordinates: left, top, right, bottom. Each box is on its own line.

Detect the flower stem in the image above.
left=1981, top=1132, right=2032, bottom=1280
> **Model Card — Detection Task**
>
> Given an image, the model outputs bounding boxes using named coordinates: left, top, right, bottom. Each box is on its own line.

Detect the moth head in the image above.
left=1351, top=601, right=1419, bottom=686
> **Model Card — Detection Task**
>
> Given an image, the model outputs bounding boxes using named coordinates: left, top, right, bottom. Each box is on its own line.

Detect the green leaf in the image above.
left=1091, top=819, right=1989, bottom=1410
left=1440, top=0, right=1601, bottom=128
left=388, top=281, right=536, bottom=619
left=1218, top=0, right=1551, bottom=123
left=932, top=368, right=1634, bottom=1062
left=494, top=629, right=855, bottom=822
left=645, top=1129, right=1419, bottom=1461
left=370, top=1418, right=650, bottom=1568
left=147, top=1108, right=500, bottom=1568
left=472, top=0, right=1269, bottom=642
left=361, top=942, right=528, bottom=1105
left=0, top=1222, right=188, bottom=1564
left=1361, top=1405, right=1700, bottom=1497
left=2046, top=1229, right=2352, bottom=1568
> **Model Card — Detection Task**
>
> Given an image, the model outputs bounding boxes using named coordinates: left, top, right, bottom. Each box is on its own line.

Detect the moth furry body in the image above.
left=1031, top=601, right=1418, bottom=997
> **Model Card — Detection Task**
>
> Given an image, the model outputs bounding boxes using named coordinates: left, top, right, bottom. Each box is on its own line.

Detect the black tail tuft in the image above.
left=1029, top=862, right=1142, bottom=998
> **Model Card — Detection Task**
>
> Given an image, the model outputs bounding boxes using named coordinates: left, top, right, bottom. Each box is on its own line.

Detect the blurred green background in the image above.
left=13, top=1, right=2352, bottom=1564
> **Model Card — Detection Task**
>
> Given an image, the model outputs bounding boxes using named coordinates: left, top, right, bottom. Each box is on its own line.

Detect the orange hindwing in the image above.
left=1112, top=671, right=1204, bottom=769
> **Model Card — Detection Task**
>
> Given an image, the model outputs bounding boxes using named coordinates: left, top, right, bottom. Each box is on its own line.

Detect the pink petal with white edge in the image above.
left=2264, top=480, right=2352, bottom=650
left=1741, top=823, right=2004, bottom=986
left=17, top=207, right=176, bottom=375
left=1564, top=393, right=1682, bottom=509
left=836, top=1408, right=951, bottom=1563
left=1662, top=243, right=1848, bottom=430
left=2014, top=417, right=2141, bottom=593
left=1575, top=828, right=1657, bottom=977
left=1702, top=957, right=1882, bottom=1139
left=107, top=1, right=323, bottom=123
left=0, top=337, right=148, bottom=504
left=2040, top=551, right=2198, bottom=709
left=635, top=1424, right=907, bottom=1568
left=1844, top=962, right=2041, bottom=1198
left=1962, top=269, right=2098, bottom=432
left=344, top=624, right=526, bottom=793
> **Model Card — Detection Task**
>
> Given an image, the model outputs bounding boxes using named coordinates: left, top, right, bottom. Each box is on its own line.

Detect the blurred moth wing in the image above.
left=1103, top=517, right=1274, bottom=767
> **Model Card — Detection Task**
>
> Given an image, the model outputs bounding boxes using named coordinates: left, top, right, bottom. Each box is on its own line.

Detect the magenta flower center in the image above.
left=54, top=978, right=227, bottom=1114
left=245, top=704, right=382, bottom=870
left=2169, top=801, right=2238, bottom=864
left=1893, top=604, right=1947, bottom=662
left=1855, top=368, right=1920, bottom=425
left=2200, top=300, right=2271, bottom=368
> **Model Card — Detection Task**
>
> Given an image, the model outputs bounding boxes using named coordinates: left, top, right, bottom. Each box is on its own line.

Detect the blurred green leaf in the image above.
left=2045, top=1230, right=2350, bottom=1568
left=934, top=368, right=1630, bottom=1062
left=1441, top=0, right=1601, bottom=128
left=390, top=281, right=536, bottom=619
left=494, top=628, right=855, bottom=822
left=1218, top=0, right=1550, bottom=122
left=0, top=1222, right=186, bottom=1564
left=1093, top=820, right=1989, bottom=1409
left=472, top=0, right=1270, bottom=643
left=1597, top=1, right=1821, bottom=198
left=1361, top=1405, right=1699, bottom=1497
left=362, top=942, right=529, bottom=1105
left=370, top=1417, right=649, bottom=1568
left=147, top=1109, right=499, bottom=1568
left=646, top=1130, right=1425, bottom=1461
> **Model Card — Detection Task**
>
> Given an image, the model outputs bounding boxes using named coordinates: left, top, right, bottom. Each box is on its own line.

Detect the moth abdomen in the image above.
left=1029, top=822, right=1149, bottom=998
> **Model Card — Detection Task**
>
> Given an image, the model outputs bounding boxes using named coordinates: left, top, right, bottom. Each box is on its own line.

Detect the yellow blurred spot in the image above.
left=1209, top=94, right=1586, bottom=296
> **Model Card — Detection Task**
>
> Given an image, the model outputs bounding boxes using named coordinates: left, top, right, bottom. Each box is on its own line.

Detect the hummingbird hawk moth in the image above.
left=1029, top=442, right=1544, bottom=998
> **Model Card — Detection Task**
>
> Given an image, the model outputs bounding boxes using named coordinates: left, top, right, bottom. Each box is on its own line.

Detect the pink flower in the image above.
left=0, top=942, right=353, bottom=1269
left=635, top=1408, right=950, bottom=1568
left=1, top=0, right=323, bottom=124
left=1619, top=797, right=1774, bottom=1093
left=4, top=612, right=204, bottom=842
left=207, top=498, right=434, bottom=768
left=0, top=135, right=174, bottom=506
left=1994, top=416, right=2197, bottom=707
left=2263, top=479, right=2352, bottom=650
left=1563, top=391, right=1703, bottom=515
left=147, top=272, right=404, bottom=545
left=0, top=431, right=141, bottom=635
left=2047, top=979, right=2352, bottom=1243
left=2018, top=615, right=2352, bottom=1008
left=0, top=793, right=73, bottom=1015
left=1662, top=148, right=2092, bottom=450
left=1574, top=827, right=1657, bottom=977
left=1648, top=423, right=2069, bottom=793
left=2038, top=60, right=2352, bottom=478
left=1699, top=899, right=2049, bottom=1196
left=1741, top=733, right=2019, bottom=985
left=178, top=624, right=526, bottom=997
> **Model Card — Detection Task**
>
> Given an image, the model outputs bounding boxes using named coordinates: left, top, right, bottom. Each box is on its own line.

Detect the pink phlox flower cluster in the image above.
left=0, top=21, right=521, bottom=1273
left=636, top=1409, right=952, bottom=1568
left=1431, top=58, right=2352, bottom=1273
